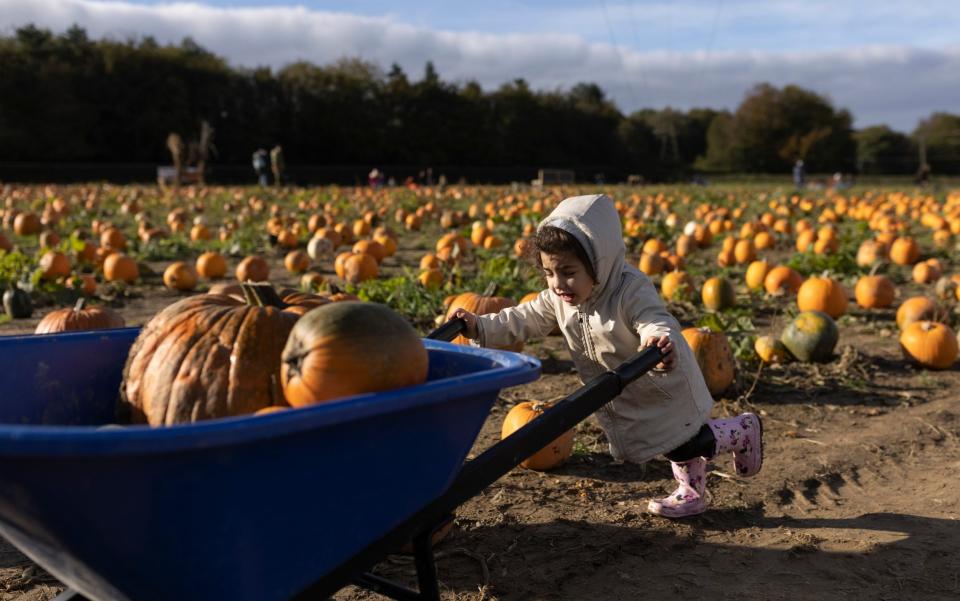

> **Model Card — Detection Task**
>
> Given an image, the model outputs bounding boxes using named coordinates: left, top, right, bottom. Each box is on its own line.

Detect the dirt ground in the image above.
left=1, top=256, right=959, bottom=601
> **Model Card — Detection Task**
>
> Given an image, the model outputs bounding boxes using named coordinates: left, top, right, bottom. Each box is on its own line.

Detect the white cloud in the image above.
left=1, top=0, right=957, bottom=132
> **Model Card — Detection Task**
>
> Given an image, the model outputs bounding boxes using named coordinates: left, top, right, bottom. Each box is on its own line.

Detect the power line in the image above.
left=598, top=0, right=640, bottom=111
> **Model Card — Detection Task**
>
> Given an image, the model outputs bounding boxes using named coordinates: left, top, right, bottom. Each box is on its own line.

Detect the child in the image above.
left=454, top=194, right=762, bottom=518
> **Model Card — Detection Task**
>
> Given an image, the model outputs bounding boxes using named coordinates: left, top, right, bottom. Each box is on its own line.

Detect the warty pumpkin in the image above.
left=280, top=301, right=428, bottom=406
left=501, top=401, right=574, bottom=470
left=35, top=298, right=124, bottom=334
left=120, top=283, right=303, bottom=425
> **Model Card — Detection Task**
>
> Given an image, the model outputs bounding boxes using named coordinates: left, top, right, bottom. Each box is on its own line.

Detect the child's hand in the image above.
left=453, top=309, right=479, bottom=339
left=643, top=335, right=676, bottom=371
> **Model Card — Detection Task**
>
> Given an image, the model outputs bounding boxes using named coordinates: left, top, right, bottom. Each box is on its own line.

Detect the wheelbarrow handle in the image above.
left=293, top=344, right=667, bottom=600
left=425, top=317, right=466, bottom=342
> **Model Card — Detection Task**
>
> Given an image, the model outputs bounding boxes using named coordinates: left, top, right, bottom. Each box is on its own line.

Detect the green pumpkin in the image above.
left=3, top=287, right=32, bottom=319
left=780, top=310, right=839, bottom=363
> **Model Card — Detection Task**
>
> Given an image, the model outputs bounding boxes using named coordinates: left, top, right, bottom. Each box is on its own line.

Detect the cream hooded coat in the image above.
left=477, top=194, right=714, bottom=463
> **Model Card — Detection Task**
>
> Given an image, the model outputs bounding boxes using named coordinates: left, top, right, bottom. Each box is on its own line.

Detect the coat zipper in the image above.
left=578, top=308, right=624, bottom=452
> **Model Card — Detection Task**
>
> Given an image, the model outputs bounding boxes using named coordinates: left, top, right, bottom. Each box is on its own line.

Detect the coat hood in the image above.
left=538, top=194, right=624, bottom=307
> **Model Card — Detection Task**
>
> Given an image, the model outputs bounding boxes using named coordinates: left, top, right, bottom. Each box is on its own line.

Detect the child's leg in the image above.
left=708, top=413, right=764, bottom=477
left=647, top=457, right=710, bottom=518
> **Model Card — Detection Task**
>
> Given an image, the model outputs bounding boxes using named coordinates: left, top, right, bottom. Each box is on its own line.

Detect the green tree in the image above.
left=855, top=125, right=915, bottom=175
left=914, top=112, right=960, bottom=175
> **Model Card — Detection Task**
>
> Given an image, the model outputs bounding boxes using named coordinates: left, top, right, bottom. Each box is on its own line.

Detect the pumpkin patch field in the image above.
left=1, top=182, right=959, bottom=600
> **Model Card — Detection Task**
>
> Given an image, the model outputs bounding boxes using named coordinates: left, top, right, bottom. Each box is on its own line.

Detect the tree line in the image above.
left=1, top=25, right=958, bottom=181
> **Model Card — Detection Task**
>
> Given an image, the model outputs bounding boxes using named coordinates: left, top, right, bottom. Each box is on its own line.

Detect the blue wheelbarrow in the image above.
left=0, top=319, right=665, bottom=601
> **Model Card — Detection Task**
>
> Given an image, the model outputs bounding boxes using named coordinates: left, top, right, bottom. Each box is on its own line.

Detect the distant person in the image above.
left=252, top=149, right=269, bottom=186
left=453, top=194, right=763, bottom=518
left=270, top=145, right=285, bottom=187
left=793, top=159, right=806, bottom=188
left=368, top=168, right=383, bottom=189
left=915, top=163, right=931, bottom=187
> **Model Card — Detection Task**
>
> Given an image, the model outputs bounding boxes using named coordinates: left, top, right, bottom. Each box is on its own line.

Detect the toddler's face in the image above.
left=540, top=251, right=595, bottom=306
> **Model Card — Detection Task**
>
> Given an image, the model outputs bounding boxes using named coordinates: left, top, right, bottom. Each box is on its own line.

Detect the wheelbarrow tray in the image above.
left=0, top=327, right=540, bottom=601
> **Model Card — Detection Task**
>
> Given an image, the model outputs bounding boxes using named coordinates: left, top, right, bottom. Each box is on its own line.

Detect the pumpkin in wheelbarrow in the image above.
left=120, top=283, right=317, bottom=425
left=281, top=301, right=428, bottom=406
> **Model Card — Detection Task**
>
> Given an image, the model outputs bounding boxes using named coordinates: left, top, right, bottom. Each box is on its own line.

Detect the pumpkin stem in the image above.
left=869, top=262, right=882, bottom=276
left=482, top=281, right=499, bottom=297
left=73, top=297, right=86, bottom=312
left=241, top=283, right=287, bottom=308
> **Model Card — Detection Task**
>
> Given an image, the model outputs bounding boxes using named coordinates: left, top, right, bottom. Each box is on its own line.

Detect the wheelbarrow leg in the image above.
left=352, top=526, right=442, bottom=601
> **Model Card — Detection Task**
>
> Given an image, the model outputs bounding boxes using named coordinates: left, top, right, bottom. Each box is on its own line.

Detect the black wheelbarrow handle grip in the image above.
left=425, top=317, right=467, bottom=342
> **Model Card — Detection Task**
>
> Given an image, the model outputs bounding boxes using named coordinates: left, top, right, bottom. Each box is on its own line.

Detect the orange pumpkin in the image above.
left=196, top=251, right=227, bottom=279
left=281, top=301, right=428, bottom=406
left=899, top=321, right=958, bottom=369
left=661, top=271, right=694, bottom=302
left=895, top=297, right=938, bottom=330
left=163, top=261, right=198, bottom=291
left=13, top=212, right=41, bottom=236
left=103, top=253, right=139, bottom=284
left=763, top=266, right=803, bottom=296
left=754, top=335, right=790, bottom=364
left=444, top=285, right=522, bottom=351
left=501, top=401, right=574, bottom=470
left=681, top=327, right=736, bottom=396
left=35, top=298, right=124, bottom=334
left=797, top=276, right=848, bottom=318
left=343, top=252, right=379, bottom=284
left=854, top=275, right=895, bottom=309
left=38, top=251, right=71, bottom=280
left=121, top=284, right=300, bottom=425
left=889, top=237, right=919, bottom=266
left=284, top=250, right=311, bottom=274
left=701, top=276, right=736, bottom=311
left=745, top=260, right=770, bottom=292
left=236, top=255, right=270, bottom=282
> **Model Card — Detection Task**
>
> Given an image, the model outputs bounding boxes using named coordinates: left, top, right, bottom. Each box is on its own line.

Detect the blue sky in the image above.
left=2, top=1, right=958, bottom=131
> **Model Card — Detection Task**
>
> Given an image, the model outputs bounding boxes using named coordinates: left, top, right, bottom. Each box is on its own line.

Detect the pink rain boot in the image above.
left=647, top=458, right=710, bottom=518
left=709, top=413, right=764, bottom=477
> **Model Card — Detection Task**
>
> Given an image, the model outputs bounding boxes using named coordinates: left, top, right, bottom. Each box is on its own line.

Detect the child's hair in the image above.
left=534, top=226, right=597, bottom=281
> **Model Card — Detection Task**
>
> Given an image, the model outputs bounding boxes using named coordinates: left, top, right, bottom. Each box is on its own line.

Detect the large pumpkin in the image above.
left=444, top=285, right=523, bottom=351
left=797, top=276, right=848, bottom=318
left=120, top=284, right=305, bottom=425
left=780, top=310, right=839, bottom=363
left=280, top=301, right=428, bottom=406
left=35, top=298, right=125, bottom=334
left=899, top=321, right=958, bottom=370
left=681, top=327, right=736, bottom=396
left=501, top=401, right=574, bottom=470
